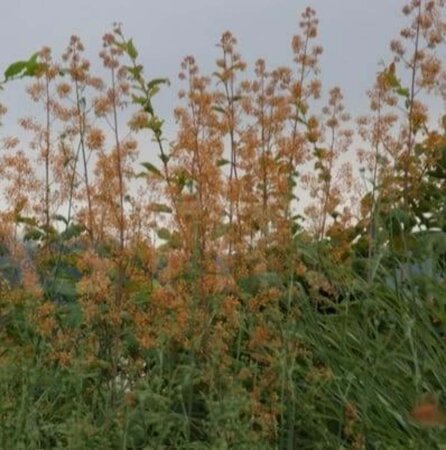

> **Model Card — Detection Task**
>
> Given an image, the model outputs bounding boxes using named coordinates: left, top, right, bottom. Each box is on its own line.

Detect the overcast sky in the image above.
left=1, top=0, right=409, bottom=130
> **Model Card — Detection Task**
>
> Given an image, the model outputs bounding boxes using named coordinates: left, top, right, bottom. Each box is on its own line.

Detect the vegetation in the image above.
left=0, top=1, right=446, bottom=448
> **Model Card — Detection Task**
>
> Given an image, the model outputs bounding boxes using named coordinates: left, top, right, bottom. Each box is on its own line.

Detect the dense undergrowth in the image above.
left=1, top=1, right=446, bottom=448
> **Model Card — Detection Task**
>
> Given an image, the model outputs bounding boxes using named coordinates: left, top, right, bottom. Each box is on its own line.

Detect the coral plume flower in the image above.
left=409, top=397, right=446, bottom=428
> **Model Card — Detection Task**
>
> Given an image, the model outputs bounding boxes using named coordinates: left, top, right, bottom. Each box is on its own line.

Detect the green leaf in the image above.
left=148, top=117, right=164, bottom=135
left=159, top=153, right=170, bottom=165
left=149, top=203, right=172, bottom=214
left=23, top=53, right=42, bottom=77
left=131, top=94, right=148, bottom=106
left=53, top=214, right=68, bottom=225
left=141, top=161, right=162, bottom=178
left=396, top=87, right=410, bottom=98
left=60, top=223, right=85, bottom=241
left=115, top=42, right=128, bottom=53
left=126, top=39, right=138, bottom=59
left=4, top=61, right=28, bottom=81
left=15, top=215, right=38, bottom=227
left=4, top=52, right=40, bottom=82
left=216, top=158, right=230, bottom=167
left=313, top=147, right=326, bottom=159
left=126, top=65, right=143, bottom=79
left=387, top=72, right=401, bottom=88
left=173, top=169, right=191, bottom=192
left=156, top=227, right=171, bottom=240
left=143, top=100, right=154, bottom=115
left=24, top=228, right=43, bottom=241
left=147, top=77, right=170, bottom=91
left=213, top=106, right=226, bottom=114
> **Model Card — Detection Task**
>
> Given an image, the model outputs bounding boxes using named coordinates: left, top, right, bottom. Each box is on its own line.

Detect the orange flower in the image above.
left=86, top=127, right=105, bottom=150
left=409, top=396, right=446, bottom=428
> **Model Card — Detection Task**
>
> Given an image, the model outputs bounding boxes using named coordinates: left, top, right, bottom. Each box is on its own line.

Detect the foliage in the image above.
left=0, top=2, right=446, bottom=448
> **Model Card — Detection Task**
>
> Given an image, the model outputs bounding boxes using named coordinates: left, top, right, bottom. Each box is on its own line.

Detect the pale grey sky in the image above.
left=1, top=0, right=407, bottom=132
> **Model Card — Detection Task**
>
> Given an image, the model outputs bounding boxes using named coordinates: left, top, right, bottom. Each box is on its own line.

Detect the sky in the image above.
left=1, top=0, right=408, bottom=131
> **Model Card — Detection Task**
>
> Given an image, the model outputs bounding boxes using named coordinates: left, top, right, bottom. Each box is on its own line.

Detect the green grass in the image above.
left=0, top=257, right=446, bottom=449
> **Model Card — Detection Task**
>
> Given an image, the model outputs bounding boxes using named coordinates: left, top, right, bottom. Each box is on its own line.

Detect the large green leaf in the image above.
left=4, top=52, right=40, bottom=81
left=4, top=60, right=28, bottom=81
